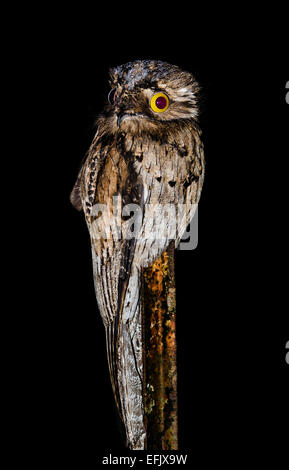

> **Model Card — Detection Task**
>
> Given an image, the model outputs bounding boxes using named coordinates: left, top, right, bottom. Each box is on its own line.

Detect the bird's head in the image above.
left=101, top=60, right=200, bottom=134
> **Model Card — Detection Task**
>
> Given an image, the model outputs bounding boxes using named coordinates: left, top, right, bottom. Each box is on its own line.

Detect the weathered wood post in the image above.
left=142, top=241, right=178, bottom=450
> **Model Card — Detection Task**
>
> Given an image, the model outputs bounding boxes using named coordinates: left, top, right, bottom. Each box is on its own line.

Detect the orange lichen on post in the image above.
left=142, top=242, right=178, bottom=450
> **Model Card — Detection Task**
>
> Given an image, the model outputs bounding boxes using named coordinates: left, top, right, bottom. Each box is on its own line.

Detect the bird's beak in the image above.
left=116, top=113, right=130, bottom=127
left=116, top=113, right=144, bottom=128
left=117, top=114, right=123, bottom=127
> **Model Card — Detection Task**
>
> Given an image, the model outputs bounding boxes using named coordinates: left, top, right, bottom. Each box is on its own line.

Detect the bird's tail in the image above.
left=92, top=249, right=146, bottom=449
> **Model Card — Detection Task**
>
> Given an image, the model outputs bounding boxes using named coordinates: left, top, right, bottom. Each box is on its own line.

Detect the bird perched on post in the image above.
left=70, top=60, right=205, bottom=449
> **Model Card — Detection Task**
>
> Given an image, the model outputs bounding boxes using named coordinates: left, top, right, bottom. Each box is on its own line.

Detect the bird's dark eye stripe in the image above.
left=108, top=88, right=116, bottom=104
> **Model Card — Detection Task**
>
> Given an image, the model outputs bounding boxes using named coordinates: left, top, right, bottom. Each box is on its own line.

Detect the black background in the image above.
left=14, top=9, right=288, bottom=466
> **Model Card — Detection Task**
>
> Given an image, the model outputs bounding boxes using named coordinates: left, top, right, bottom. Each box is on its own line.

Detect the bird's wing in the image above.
left=70, top=168, right=84, bottom=211
left=74, top=133, right=146, bottom=447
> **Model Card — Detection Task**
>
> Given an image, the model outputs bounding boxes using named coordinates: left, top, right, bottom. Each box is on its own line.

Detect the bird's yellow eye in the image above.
left=150, top=92, right=169, bottom=113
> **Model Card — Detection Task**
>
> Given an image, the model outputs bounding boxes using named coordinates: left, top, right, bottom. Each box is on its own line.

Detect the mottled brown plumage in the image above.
left=71, top=60, right=205, bottom=449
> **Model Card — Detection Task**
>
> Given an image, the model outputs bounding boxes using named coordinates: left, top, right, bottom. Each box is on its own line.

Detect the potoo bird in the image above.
left=70, top=60, right=205, bottom=449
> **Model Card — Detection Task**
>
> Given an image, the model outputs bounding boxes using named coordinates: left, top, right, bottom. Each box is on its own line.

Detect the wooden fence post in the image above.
left=142, top=241, right=178, bottom=450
